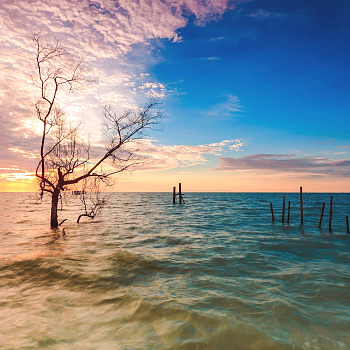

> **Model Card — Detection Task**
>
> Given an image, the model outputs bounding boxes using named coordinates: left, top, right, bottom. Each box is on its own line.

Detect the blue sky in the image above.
left=151, top=0, right=350, bottom=152
left=1, top=0, right=350, bottom=191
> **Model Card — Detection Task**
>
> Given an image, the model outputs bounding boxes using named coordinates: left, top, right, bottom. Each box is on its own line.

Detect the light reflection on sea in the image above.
left=0, top=192, right=350, bottom=349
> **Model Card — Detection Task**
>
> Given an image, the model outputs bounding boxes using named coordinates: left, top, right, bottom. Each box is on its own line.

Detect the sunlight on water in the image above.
left=0, top=192, right=350, bottom=349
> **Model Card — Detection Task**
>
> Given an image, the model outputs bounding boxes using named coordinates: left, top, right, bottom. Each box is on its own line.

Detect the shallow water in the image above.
left=0, top=192, right=350, bottom=350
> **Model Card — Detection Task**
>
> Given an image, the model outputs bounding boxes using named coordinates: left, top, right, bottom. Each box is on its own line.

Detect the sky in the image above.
left=1, top=0, right=350, bottom=192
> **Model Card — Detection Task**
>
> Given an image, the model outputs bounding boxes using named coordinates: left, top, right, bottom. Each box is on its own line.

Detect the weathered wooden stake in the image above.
left=282, top=194, right=285, bottom=223
left=270, top=203, right=275, bottom=222
left=287, top=201, right=291, bottom=224
left=346, top=215, right=349, bottom=234
left=318, top=202, right=325, bottom=229
left=179, top=183, right=182, bottom=204
left=173, top=186, right=176, bottom=204
left=300, top=187, right=303, bottom=225
left=329, top=196, right=333, bottom=233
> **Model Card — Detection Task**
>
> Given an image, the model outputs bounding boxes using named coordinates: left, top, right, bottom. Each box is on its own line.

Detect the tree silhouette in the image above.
left=32, top=35, right=162, bottom=228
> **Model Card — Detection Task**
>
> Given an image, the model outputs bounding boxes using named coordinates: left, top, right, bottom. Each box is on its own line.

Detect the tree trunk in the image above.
left=51, top=189, right=60, bottom=228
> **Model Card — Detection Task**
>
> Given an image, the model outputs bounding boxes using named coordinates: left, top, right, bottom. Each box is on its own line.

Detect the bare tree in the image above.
left=32, top=35, right=162, bottom=228
left=76, top=177, right=109, bottom=223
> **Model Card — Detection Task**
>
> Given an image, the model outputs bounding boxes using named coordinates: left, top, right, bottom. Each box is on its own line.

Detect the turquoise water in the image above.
left=0, top=192, right=350, bottom=349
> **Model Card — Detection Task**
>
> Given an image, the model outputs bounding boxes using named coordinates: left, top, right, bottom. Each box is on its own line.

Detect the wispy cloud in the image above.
left=249, top=9, right=286, bottom=19
left=217, top=153, right=350, bottom=178
left=207, top=94, right=244, bottom=118
left=249, top=9, right=273, bottom=18
left=121, top=138, right=246, bottom=171
left=204, top=56, right=222, bottom=60
left=209, top=36, right=225, bottom=41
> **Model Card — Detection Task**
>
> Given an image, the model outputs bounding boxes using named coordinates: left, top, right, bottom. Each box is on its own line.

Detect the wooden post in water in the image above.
left=318, top=202, right=325, bottom=229
left=329, top=196, right=333, bottom=233
left=300, top=187, right=303, bottom=225
left=282, top=194, right=285, bottom=223
left=173, top=186, right=176, bottom=204
left=270, top=203, right=275, bottom=222
left=346, top=216, right=349, bottom=234
left=179, top=183, right=182, bottom=204
left=287, top=201, right=291, bottom=224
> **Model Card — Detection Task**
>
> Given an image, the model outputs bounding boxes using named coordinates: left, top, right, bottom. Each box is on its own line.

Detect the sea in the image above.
left=0, top=192, right=349, bottom=350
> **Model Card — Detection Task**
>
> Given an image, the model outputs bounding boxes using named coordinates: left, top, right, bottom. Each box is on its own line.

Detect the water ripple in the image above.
left=0, top=192, right=350, bottom=349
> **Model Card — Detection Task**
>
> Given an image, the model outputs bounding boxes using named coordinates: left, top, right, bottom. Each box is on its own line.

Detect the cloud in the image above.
left=209, top=36, right=225, bottom=41
left=217, top=153, right=350, bottom=178
left=138, top=81, right=167, bottom=98
left=126, top=138, right=247, bottom=171
left=207, top=94, right=244, bottom=118
left=0, top=0, right=234, bottom=60
left=249, top=9, right=286, bottom=20
left=0, top=0, right=239, bottom=184
left=0, top=137, right=246, bottom=181
left=204, top=56, right=221, bottom=60
left=249, top=9, right=272, bottom=18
